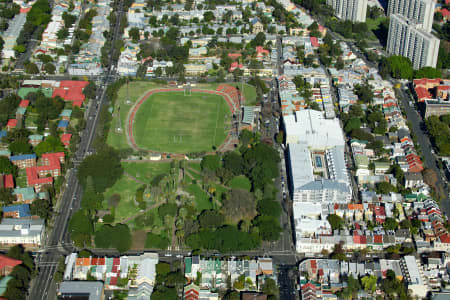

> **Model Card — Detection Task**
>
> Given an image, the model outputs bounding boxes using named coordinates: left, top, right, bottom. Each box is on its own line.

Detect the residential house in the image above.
left=0, top=218, right=45, bottom=247
left=0, top=255, right=22, bottom=276
left=2, top=204, right=31, bottom=219
left=10, top=154, right=36, bottom=169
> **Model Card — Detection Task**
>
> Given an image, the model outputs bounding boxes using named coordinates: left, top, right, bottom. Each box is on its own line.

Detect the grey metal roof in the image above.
left=58, top=281, right=103, bottom=300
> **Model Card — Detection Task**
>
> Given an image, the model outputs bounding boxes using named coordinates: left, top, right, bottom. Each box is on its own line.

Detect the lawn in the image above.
left=227, top=175, right=252, bottom=191
left=122, top=162, right=171, bottom=183
left=107, top=81, right=160, bottom=150
left=185, top=183, right=212, bottom=211
left=133, top=91, right=230, bottom=153
left=196, top=82, right=258, bottom=106
left=103, top=175, right=142, bottom=222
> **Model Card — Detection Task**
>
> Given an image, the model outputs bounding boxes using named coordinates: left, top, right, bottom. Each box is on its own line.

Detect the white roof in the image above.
left=284, top=110, right=345, bottom=149
left=288, top=143, right=314, bottom=190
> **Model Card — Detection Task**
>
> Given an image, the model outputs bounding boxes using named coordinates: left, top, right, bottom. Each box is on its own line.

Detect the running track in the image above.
left=127, top=88, right=239, bottom=154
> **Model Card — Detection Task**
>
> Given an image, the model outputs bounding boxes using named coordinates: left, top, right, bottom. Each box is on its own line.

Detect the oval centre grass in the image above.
left=133, top=91, right=231, bottom=153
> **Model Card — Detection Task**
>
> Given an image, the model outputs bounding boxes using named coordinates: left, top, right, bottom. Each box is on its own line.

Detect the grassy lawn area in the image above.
left=227, top=175, right=251, bottom=191
left=187, top=161, right=201, bottom=173
left=228, top=83, right=258, bottom=106
left=133, top=91, right=230, bottom=153
left=122, top=162, right=171, bottom=183
left=15, top=169, right=27, bottom=188
left=185, top=183, right=212, bottom=211
left=103, top=175, right=142, bottom=222
left=107, top=81, right=161, bottom=150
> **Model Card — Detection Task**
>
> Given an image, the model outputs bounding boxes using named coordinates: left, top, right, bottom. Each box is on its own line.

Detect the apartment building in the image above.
left=387, top=14, right=440, bottom=69
left=387, top=0, right=435, bottom=32
left=326, top=0, right=368, bottom=22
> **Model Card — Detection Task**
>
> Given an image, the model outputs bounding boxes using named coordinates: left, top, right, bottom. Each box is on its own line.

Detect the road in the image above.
left=27, top=1, right=125, bottom=299
left=396, top=85, right=449, bottom=215
left=15, top=0, right=56, bottom=70
left=277, top=265, right=297, bottom=300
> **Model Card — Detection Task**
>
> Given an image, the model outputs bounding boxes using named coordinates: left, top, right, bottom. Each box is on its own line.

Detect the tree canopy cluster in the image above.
left=183, top=130, right=282, bottom=252
left=425, top=114, right=450, bottom=156
left=77, top=145, right=123, bottom=193
left=3, top=246, right=35, bottom=300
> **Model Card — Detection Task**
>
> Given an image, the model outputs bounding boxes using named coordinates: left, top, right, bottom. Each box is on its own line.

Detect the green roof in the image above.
left=350, top=139, right=369, bottom=144
left=60, top=109, right=72, bottom=117
left=13, top=187, right=36, bottom=200
left=0, top=150, right=11, bottom=156
left=18, top=87, right=53, bottom=99
left=29, top=134, right=43, bottom=141
left=355, top=155, right=369, bottom=167
left=16, top=107, right=26, bottom=115
left=374, top=161, right=390, bottom=168
left=0, top=276, right=12, bottom=295
left=185, top=257, right=192, bottom=274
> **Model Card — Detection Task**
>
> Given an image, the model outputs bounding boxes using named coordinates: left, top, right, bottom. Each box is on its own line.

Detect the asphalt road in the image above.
left=277, top=265, right=297, bottom=300
left=27, top=1, right=125, bottom=299
left=397, top=85, right=449, bottom=215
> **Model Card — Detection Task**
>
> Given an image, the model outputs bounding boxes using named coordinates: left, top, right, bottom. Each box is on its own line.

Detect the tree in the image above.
left=223, top=189, right=256, bottom=223
left=344, top=118, right=361, bottom=133
left=414, top=67, right=441, bottom=79
left=386, top=56, right=413, bottom=79
left=43, top=62, right=55, bottom=74
left=77, top=146, right=123, bottom=193
left=24, top=62, right=39, bottom=74
left=261, top=278, right=278, bottom=297
left=34, top=136, right=65, bottom=156
left=376, top=182, right=396, bottom=195
left=0, top=188, right=15, bottom=205
left=198, top=210, right=224, bottom=229
left=154, top=67, right=163, bottom=77
left=383, top=217, right=398, bottom=231
left=30, top=199, right=51, bottom=219
left=253, top=216, right=282, bottom=241
left=252, top=32, right=266, bottom=47
left=129, top=27, right=140, bottom=42
left=201, top=154, right=221, bottom=172
left=83, top=81, right=97, bottom=99
left=361, top=275, right=377, bottom=293
left=94, top=224, right=132, bottom=252
left=203, top=11, right=215, bottom=22
left=223, top=152, right=244, bottom=175
left=0, top=156, right=15, bottom=175
left=158, top=203, right=177, bottom=218
left=327, top=214, right=344, bottom=231
left=8, top=140, right=32, bottom=155
left=69, top=210, right=93, bottom=247
left=146, top=233, right=170, bottom=249
left=257, top=199, right=281, bottom=218
left=108, top=194, right=121, bottom=207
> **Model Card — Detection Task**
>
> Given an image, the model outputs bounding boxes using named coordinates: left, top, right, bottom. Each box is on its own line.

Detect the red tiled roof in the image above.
left=441, top=8, right=450, bottom=18
left=318, top=269, right=324, bottom=276
left=0, top=255, right=22, bottom=270
left=413, top=78, right=441, bottom=86
left=301, top=282, right=317, bottom=291
left=3, top=174, right=13, bottom=189
left=228, top=53, right=242, bottom=58
left=113, top=258, right=120, bottom=265
left=439, top=233, right=450, bottom=243
left=52, top=80, right=89, bottom=103
left=109, top=276, right=118, bottom=286
left=373, top=235, right=383, bottom=244
left=7, top=119, right=17, bottom=127
left=91, top=258, right=98, bottom=265
left=60, top=133, right=72, bottom=146
left=310, top=37, right=319, bottom=47
left=98, top=258, right=105, bottom=265
left=19, top=100, right=30, bottom=108
left=256, top=46, right=269, bottom=54
left=415, top=87, right=432, bottom=100
left=437, top=85, right=450, bottom=91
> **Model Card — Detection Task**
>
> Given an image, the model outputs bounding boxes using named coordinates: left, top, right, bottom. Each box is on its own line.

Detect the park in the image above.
left=71, top=80, right=282, bottom=253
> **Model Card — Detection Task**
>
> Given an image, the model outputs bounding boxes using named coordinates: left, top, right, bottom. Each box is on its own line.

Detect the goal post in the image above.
left=184, top=82, right=192, bottom=96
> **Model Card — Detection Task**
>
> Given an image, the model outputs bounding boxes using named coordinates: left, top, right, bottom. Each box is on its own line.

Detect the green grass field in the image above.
left=228, top=175, right=252, bottom=191
left=107, top=81, right=160, bottom=150
left=133, top=91, right=230, bottom=153
left=185, top=183, right=212, bottom=211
